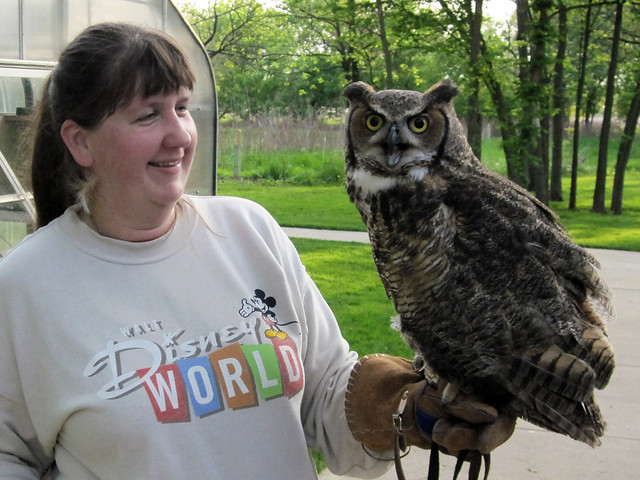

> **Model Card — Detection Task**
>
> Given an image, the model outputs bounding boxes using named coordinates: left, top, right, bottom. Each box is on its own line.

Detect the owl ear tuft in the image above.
left=425, top=79, right=460, bottom=104
left=343, top=82, right=376, bottom=105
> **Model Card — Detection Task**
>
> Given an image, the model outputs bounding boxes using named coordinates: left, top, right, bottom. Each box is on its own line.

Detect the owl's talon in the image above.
left=441, top=382, right=460, bottom=406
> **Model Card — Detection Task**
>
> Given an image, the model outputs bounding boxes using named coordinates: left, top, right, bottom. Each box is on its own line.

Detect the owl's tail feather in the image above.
left=507, top=347, right=606, bottom=446
left=514, top=347, right=596, bottom=403
left=578, top=305, right=616, bottom=389
left=528, top=397, right=603, bottom=447
left=585, top=397, right=606, bottom=438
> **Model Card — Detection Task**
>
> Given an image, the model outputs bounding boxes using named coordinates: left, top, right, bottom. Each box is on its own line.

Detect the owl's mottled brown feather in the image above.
left=343, top=80, right=615, bottom=447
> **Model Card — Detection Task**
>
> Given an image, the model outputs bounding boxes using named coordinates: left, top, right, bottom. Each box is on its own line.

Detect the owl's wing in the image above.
left=491, top=169, right=615, bottom=329
left=450, top=166, right=614, bottom=321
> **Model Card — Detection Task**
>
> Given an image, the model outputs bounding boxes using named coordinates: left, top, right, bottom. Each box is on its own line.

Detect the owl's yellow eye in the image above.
left=408, top=116, right=429, bottom=133
left=365, top=114, right=384, bottom=132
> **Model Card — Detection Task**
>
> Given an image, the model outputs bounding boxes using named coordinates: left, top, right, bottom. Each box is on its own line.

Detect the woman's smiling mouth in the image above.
left=148, top=159, right=181, bottom=167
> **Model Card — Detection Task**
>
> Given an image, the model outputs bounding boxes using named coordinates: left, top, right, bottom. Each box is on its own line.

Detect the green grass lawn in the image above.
left=218, top=172, right=640, bottom=252
left=217, top=133, right=640, bottom=252
left=217, top=180, right=364, bottom=231
left=292, top=237, right=413, bottom=357
left=549, top=175, right=640, bottom=251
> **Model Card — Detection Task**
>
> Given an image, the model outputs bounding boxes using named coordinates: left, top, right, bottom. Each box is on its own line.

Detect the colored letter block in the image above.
left=137, top=364, right=190, bottom=423
left=209, top=343, right=258, bottom=409
left=177, top=357, right=223, bottom=417
left=270, top=336, right=304, bottom=398
left=242, top=344, right=283, bottom=400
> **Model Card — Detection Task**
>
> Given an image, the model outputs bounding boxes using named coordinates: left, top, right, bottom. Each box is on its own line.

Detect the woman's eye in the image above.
left=365, top=114, right=384, bottom=132
left=137, top=112, right=157, bottom=123
left=408, top=116, right=429, bottom=133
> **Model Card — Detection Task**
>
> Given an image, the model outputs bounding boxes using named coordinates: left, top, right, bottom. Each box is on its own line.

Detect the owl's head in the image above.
left=343, top=80, right=472, bottom=186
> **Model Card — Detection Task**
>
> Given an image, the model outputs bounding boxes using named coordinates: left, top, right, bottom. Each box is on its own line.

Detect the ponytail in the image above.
left=30, top=77, right=87, bottom=228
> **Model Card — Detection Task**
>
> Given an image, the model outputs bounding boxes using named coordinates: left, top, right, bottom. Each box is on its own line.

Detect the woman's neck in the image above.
left=82, top=203, right=179, bottom=242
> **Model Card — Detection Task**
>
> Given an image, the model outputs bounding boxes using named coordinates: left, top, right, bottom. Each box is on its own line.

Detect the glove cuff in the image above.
left=345, top=354, right=432, bottom=451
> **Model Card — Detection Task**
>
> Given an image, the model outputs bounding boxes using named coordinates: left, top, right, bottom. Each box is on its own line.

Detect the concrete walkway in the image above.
left=282, top=228, right=640, bottom=480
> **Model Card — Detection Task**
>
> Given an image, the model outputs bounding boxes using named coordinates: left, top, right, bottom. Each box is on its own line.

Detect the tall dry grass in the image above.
left=219, top=115, right=345, bottom=155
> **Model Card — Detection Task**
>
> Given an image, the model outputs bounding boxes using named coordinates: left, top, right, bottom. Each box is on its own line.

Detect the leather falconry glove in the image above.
left=345, top=354, right=516, bottom=480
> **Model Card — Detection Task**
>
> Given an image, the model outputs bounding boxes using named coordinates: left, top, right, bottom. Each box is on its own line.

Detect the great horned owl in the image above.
left=343, top=80, right=615, bottom=448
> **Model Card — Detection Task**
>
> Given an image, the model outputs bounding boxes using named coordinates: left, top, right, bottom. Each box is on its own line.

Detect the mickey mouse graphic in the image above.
left=239, top=289, right=297, bottom=339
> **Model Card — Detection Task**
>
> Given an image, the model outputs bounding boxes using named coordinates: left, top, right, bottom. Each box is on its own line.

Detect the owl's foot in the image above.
left=412, top=354, right=439, bottom=383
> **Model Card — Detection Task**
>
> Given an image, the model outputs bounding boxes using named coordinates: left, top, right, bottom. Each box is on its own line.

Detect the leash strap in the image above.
left=391, top=389, right=491, bottom=480
left=393, top=438, right=491, bottom=480
left=394, top=434, right=407, bottom=480
left=453, top=450, right=491, bottom=480
left=393, top=391, right=410, bottom=480
left=428, top=444, right=440, bottom=480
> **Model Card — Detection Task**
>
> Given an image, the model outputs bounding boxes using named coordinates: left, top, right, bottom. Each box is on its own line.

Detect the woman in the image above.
left=0, top=23, right=513, bottom=479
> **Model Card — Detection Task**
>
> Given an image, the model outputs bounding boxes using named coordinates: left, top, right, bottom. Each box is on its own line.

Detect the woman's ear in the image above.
left=60, top=120, right=94, bottom=167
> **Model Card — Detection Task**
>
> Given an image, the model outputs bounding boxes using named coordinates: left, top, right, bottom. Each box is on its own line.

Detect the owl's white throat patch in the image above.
left=350, top=168, right=400, bottom=195
left=351, top=167, right=429, bottom=195
left=409, top=167, right=430, bottom=181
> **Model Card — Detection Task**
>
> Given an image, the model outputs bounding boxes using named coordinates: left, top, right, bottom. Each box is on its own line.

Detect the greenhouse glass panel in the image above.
left=23, top=0, right=65, bottom=60
left=0, top=3, right=20, bottom=59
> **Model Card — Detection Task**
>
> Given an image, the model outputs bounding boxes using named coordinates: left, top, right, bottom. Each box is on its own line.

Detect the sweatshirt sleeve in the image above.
left=0, top=396, right=48, bottom=479
left=249, top=206, right=390, bottom=477
left=0, top=322, right=52, bottom=478
left=0, top=251, right=53, bottom=478
left=297, top=274, right=391, bottom=478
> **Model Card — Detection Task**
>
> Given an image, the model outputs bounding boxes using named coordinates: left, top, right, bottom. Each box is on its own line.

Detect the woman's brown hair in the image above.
left=30, top=22, right=196, bottom=228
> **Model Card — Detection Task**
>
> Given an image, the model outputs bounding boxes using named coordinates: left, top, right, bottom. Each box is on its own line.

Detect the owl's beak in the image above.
left=387, top=124, right=402, bottom=167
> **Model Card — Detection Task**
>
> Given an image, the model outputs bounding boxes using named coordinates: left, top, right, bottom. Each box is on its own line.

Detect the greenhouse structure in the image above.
left=0, top=0, right=217, bottom=255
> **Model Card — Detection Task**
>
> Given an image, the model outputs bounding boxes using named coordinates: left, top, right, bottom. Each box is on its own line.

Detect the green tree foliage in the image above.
left=181, top=0, right=346, bottom=117
left=179, top=0, right=639, bottom=211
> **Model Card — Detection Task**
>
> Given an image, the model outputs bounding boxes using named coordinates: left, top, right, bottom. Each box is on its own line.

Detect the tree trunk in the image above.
left=611, top=72, right=640, bottom=214
left=593, top=0, right=623, bottom=213
left=484, top=72, right=521, bottom=182
left=342, top=0, right=360, bottom=83
left=479, top=49, right=521, bottom=183
left=515, top=0, right=534, bottom=187
left=376, top=0, right=394, bottom=89
left=570, top=0, right=593, bottom=210
left=550, top=2, right=567, bottom=202
left=536, top=111, right=551, bottom=205
left=467, top=0, right=483, bottom=160
left=463, top=6, right=521, bottom=182
left=529, top=0, right=551, bottom=205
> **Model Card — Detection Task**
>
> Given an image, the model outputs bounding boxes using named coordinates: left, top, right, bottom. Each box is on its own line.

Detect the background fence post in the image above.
left=233, top=145, right=241, bottom=178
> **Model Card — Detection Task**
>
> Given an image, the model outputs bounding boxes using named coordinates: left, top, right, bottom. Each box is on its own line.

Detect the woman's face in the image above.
left=82, top=86, right=197, bottom=218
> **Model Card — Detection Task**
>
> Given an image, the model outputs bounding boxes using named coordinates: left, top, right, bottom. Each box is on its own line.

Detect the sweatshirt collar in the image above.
left=58, top=200, right=195, bottom=264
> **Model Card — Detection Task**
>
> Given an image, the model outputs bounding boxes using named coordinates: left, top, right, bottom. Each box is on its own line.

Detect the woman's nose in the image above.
left=163, top=114, right=195, bottom=149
